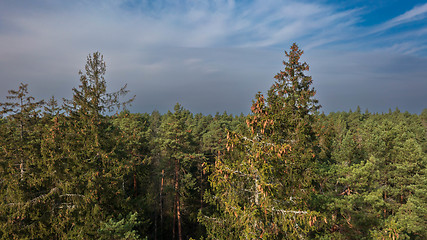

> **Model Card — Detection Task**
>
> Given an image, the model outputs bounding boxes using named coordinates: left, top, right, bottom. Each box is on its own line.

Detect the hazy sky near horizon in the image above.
left=0, top=0, right=426, bottom=114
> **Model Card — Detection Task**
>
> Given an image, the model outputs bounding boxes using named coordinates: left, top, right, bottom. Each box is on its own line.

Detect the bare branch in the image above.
left=272, top=207, right=308, bottom=215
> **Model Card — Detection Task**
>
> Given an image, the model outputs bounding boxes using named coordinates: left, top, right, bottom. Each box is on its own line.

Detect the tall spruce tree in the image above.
left=202, top=43, right=320, bottom=239
left=0, top=84, right=48, bottom=239
left=57, top=52, right=135, bottom=238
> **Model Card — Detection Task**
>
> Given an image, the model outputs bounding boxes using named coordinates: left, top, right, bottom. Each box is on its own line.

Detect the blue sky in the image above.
left=0, top=0, right=426, bottom=114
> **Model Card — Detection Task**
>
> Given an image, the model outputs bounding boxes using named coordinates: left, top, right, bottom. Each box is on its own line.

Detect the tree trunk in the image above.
left=172, top=198, right=176, bottom=240
left=133, top=172, right=137, bottom=197
left=20, top=158, right=24, bottom=181
left=159, top=169, right=164, bottom=240
left=174, top=157, right=182, bottom=240
left=254, top=179, right=259, bottom=205
left=172, top=162, right=177, bottom=240
left=20, top=103, right=24, bottom=181
left=177, top=197, right=182, bottom=240
left=200, top=161, right=203, bottom=211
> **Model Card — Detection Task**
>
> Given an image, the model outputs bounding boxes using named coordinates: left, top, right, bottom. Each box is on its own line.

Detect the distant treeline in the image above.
left=0, top=46, right=425, bottom=240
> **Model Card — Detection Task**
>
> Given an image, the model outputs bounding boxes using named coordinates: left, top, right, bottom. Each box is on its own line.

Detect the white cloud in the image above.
left=372, top=3, right=427, bottom=33
left=389, top=3, right=427, bottom=24
left=0, top=0, right=426, bottom=114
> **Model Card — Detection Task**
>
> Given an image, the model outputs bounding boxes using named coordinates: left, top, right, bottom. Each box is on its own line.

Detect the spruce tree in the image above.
left=0, top=83, right=47, bottom=239
left=57, top=52, right=135, bottom=238
left=202, top=43, right=320, bottom=239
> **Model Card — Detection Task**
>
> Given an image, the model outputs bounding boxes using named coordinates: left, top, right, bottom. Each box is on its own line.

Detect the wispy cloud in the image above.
left=388, top=3, right=427, bottom=25
left=2, top=0, right=421, bottom=53
left=0, top=0, right=365, bottom=69
left=0, top=0, right=426, bottom=114
left=371, top=3, right=427, bottom=33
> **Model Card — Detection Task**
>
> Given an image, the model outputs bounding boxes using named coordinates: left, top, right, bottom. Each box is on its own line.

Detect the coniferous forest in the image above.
left=0, top=44, right=426, bottom=239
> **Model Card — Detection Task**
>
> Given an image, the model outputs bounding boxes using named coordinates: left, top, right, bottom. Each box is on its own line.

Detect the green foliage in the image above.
left=56, top=52, right=137, bottom=238
left=202, top=43, right=321, bottom=239
left=0, top=53, right=145, bottom=239
left=99, top=212, right=147, bottom=240
left=157, top=103, right=205, bottom=240
left=0, top=83, right=48, bottom=239
left=314, top=109, right=427, bottom=239
left=0, top=51, right=425, bottom=240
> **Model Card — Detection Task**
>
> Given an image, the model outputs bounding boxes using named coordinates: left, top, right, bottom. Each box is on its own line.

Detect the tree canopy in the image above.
left=0, top=47, right=425, bottom=239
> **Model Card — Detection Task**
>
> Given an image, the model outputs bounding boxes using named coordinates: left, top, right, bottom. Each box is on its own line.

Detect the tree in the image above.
left=202, top=43, right=320, bottom=239
left=99, top=212, right=147, bottom=240
left=111, top=111, right=153, bottom=237
left=158, top=103, right=203, bottom=240
left=316, top=110, right=427, bottom=239
left=112, top=111, right=151, bottom=199
left=56, top=52, right=135, bottom=238
left=0, top=83, right=47, bottom=239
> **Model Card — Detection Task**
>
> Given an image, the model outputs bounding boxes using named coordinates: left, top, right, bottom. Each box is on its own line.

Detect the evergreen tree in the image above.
left=147, top=110, right=166, bottom=239
left=112, top=111, right=151, bottom=199
left=57, top=52, right=135, bottom=238
left=99, top=212, right=147, bottom=240
left=0, top=83, right=48, bottom=239
left=317, top=110, right=427, bottom=239
left=111, top=111, right=152, bottom=237
left=158, top=103, right=203, bottom=240
left=202, top=43, right=320, bottom=239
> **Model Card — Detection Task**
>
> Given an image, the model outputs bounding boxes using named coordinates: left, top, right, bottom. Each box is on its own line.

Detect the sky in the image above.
left=0, top=0, right=426, bottom=115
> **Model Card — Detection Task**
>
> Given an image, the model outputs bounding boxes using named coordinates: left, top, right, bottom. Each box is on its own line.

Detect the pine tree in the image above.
left=99, top=212, right=147, bottom=240
left=318, top=110, right=427, bottom=239
left=158, top=103, right=203, bottom=240
left=147, top=110, right=166, bottom=239
left=202, top=43, right=320, bottom=239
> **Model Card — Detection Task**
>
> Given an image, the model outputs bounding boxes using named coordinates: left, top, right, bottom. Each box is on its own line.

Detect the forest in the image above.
left=0, top=44, right=426, bottom=240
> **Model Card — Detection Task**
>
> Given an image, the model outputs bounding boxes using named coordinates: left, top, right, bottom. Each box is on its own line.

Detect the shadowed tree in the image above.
left=158, top=103, right=204, bottom=240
